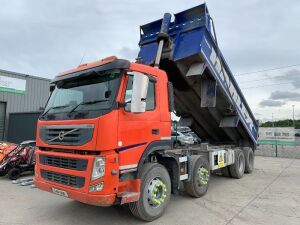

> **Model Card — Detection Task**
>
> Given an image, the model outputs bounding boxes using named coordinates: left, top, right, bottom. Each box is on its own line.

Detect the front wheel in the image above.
left=8, top=168, right=21, bottom=180
left=129, top=163, right=171, bottom=221
left=0, top=170, right=8, bottom=177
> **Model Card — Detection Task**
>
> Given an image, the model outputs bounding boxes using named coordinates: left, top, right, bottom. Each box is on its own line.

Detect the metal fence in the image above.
left=256, top=143, right=300, bottom=159
left=255, top=127, right=300, bottom=159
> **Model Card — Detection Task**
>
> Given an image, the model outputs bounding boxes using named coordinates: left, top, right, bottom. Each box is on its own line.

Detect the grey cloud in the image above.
left=259, top=99, right=286, bottom=107
left=269, top=91, right=300, bottom=101
left=0, top=0, right=300, bottom=81
left=118, top=47, right=138, bottom=61
left=259, top=90, right=300, bottom=108
left=274, top=69, right=300, bottom=89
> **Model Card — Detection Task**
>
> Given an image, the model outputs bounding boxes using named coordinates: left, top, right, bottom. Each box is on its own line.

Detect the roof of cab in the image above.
left=51, top=56, right=130, bottom=83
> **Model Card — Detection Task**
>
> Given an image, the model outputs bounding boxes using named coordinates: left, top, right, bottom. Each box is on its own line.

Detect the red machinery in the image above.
left=0, top=141, right=36, bottom=180
left=0, top=142, right=17, bottom=162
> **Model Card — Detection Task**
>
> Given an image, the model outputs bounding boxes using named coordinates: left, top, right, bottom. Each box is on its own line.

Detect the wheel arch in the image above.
left=137, top=140, right=180, bottom=194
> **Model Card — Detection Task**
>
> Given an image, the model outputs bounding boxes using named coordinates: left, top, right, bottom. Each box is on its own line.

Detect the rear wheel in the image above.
left=8, top=168, right=21, bottom=180
left=184, top=156, right=210, bottom=197
left=243, top=148, right=254, bottom=173
left=229, top=149, right=245, bottom=179
left=221, top=167, right=231, bottom=177
left=0, top=170, right=8, bottom=177
left=129, top=163, right=171, bottom=221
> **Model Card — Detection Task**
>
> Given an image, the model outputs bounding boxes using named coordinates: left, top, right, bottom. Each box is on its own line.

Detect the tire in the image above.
left=221, top=167, right=231, bottom=177
left=0, top=170, right=8, bottom=177
left=8, top=168, right=21, bottom=180
left=184, top=156, right=210, bottom=197
left=129, top=163, right=171, bottom=221
left=229, top=149, right=245, bottom=179
left=243, top=148, right=254, bottom=174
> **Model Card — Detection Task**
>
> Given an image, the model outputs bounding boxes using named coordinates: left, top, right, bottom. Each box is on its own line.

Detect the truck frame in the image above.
left=34, top=4, right=258, bottom=221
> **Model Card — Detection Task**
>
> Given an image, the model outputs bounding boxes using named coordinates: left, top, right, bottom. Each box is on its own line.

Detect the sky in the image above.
left=0, top=0, right=300, bottom=122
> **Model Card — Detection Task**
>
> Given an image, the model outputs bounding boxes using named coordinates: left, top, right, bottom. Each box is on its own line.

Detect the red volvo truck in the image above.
left=34, top=4, right=258, bottom=221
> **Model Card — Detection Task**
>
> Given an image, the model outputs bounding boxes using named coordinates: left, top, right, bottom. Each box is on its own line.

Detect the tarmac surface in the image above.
left=0, top=156, right=300, bottom=225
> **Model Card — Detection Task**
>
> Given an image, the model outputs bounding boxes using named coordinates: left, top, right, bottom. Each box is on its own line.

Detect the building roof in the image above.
left=0, top=68, right=51, bottom=82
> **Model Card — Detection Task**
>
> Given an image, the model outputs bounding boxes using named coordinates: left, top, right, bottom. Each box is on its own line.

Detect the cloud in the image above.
left=259, top=90, right=300, bottom=108
left=274, top=69, right=300, bottom=89
left=0, top=0, right=299, bottom=79
left=259, top=99, right=286, bottom=107
left=118, top=47, right=138, bottom=61
left=269, top=91, right=300, bottom=101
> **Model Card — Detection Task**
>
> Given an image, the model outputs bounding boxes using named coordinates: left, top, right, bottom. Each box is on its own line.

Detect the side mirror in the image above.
left=131, top=73, right=149, bottom=113
left=49, top=84, right=55, bottom=93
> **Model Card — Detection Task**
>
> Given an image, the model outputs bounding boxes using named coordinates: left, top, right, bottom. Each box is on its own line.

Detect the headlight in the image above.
left=89, top=182, right=104, bottom=192
left=91, top=157, right=105, bottom=181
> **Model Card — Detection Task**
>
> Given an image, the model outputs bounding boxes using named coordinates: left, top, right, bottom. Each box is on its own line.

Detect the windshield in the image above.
left=42, top=70, right=122, bottom=120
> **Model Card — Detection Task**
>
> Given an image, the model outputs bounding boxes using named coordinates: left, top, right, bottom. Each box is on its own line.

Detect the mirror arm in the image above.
left=117, top=101, right=127, bottom=108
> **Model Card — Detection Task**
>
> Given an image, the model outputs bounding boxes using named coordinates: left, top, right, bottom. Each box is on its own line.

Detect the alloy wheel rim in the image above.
left=147, top=177, right=167, bottom=208
left=197, top=167, right=209, bottom=186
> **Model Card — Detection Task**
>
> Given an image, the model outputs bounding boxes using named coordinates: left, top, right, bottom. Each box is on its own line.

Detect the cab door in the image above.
left=118, top=72, right=161, bottom=167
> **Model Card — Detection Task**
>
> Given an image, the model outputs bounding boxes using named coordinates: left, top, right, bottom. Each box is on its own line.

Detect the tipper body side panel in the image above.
left=138, top=4, right=258, bottom=148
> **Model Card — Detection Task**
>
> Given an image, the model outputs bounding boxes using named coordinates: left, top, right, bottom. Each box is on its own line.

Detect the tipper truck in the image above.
left=34, top=4, right=258, bottom=221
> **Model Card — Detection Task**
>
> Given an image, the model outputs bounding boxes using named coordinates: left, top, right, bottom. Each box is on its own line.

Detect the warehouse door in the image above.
left=0, top=102, right=6, bottom=140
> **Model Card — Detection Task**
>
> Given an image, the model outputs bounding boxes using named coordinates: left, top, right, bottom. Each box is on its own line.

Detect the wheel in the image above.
left=0, top=170, right=8, bottom=177
left=243, top=148, right=254, bottom=174
left=8, top=168, right=21, bottom=180
left=229, top=149, right=245, bottom=179
left=221, top=167, right=231, bottom=177
left=184, top=156, right=210, bottom=197
left=129, top=163, right=171, bottom=221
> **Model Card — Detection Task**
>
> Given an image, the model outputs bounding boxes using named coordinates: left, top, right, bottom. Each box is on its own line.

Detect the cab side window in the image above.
left=125, top=75, right=156, bottom=112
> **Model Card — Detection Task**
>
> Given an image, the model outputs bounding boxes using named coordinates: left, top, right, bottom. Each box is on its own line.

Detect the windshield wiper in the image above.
left=68, top=99, right=109, bottom=115
left=41, top=105, right=70, bottom=118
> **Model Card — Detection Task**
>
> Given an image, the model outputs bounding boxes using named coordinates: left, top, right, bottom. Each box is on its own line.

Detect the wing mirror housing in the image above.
left=49, top=83, right=55, bottom=93
left=130, top=73, right=149, bottom=113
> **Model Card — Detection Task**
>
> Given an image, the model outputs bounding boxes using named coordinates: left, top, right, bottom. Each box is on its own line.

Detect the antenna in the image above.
left=79, top=52, right=86, bottom=65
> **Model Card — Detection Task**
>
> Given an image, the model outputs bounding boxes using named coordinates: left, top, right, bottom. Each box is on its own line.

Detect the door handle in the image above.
left=152, top=129, right=160, bottom=135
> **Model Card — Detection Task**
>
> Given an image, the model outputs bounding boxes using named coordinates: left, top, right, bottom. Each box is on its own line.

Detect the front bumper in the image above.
left=34, top=178, right=116, bottom=206
left=34, top=149, right=119, bottom=206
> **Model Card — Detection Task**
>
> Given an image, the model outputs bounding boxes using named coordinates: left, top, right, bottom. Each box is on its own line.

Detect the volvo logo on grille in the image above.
left=48, top=128, right=79, bottom=143
left=58, top=131, right=65, bottom=140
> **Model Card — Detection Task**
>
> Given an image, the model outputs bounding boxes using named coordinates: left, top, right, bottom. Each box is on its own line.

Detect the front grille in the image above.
left=40, top=155, right=88, bottom=171
left=39, top=124, right=94, bottom=146
left=41, top=170, right=85, bottom=188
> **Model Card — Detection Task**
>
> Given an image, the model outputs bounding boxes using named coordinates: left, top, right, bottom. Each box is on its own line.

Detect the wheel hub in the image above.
left=197, top=167, right=209, bottom=185
left=239, top=155, right=244, bottom=173
left=147, top=178, right=167, bottom=207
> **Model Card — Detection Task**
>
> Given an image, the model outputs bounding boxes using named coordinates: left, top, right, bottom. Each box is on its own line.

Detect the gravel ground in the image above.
left=0, top=156, right=299, bottom=225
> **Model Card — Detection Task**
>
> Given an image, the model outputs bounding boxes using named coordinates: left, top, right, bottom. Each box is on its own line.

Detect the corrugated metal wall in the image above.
left=0, top=69, right=50, bottom=140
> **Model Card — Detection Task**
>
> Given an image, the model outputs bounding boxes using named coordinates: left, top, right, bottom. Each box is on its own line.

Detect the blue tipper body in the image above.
left=138, top=4, right=258, bottom=147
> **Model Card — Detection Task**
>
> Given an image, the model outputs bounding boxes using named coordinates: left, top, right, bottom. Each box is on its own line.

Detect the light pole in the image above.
left=292, top=105, right=295, bottom=128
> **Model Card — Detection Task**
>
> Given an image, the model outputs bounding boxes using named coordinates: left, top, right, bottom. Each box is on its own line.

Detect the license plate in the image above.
left=51, top=188, right=68, bottom=198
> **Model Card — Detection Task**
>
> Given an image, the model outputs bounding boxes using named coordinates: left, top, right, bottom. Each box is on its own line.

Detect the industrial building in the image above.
left=0, top=69, right=50, bottom=141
